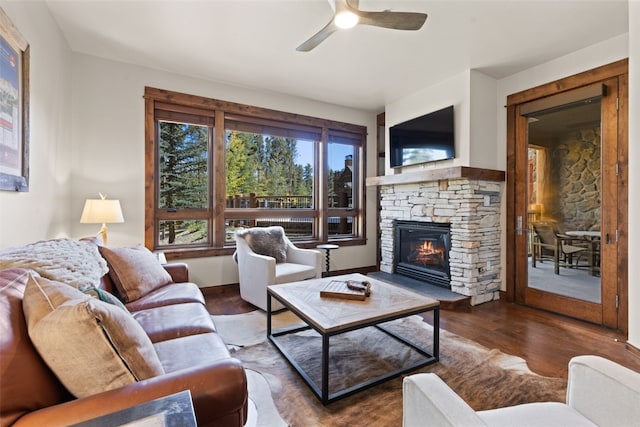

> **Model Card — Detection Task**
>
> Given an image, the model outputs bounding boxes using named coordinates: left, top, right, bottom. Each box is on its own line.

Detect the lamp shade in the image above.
left=80, top=199, right=124, bottom=224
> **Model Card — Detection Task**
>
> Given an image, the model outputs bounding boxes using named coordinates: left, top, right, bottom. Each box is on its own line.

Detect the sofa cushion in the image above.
left=22, top=274, right=165, bottom=398
left=237, top=226, right=288, bottom=263
left=132, top=302, right=217, bottom=343
left=0, top=269, right=69, bottom=427
left=125, top=282, right=205, bottom=312
left=99, top=245, right=173, bottom=303
left=153, top=333, right=232, bottom=373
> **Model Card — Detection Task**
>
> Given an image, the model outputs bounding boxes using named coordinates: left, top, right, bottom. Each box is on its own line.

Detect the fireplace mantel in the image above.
left=366, top=166, right=505, bottom=187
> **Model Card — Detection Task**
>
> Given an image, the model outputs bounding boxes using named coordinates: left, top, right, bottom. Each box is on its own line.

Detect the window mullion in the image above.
left=319, top=127, right=329, bottom=242
left=212, top=111, right=226, bottom=247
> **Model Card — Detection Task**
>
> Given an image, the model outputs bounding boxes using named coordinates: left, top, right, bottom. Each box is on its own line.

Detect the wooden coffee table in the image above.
left=267, top=273, right=440, bottom=404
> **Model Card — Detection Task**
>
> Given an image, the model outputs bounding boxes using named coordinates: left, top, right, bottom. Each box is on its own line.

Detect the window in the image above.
left=145, top=87, right=366, bottom=258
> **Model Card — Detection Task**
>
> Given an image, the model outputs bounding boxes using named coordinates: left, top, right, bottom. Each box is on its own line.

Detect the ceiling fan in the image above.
left=296, top=0, right=428, bottom=52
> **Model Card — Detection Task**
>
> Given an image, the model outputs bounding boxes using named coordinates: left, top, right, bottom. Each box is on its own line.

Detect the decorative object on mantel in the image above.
left=80, top=193, right=124, bottom=246
left=0, top=7, right=30, bottom=192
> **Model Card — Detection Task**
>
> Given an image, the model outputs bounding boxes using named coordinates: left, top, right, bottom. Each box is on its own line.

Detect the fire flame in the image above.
left=412, top=240, right=445, bottom=265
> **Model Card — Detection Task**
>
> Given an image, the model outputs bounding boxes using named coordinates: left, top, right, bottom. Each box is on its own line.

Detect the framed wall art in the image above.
left=0, top=7, right=29, bottom=192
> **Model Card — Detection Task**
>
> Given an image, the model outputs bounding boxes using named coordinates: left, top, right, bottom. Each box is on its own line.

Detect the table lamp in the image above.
left=80, top=193, right=124, bottom=246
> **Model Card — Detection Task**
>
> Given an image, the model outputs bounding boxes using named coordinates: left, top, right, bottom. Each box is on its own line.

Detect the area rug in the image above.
left=212, top=310, right=304, bottom=348
left=213, top=311, right=567, bottom=427
left=244, top=369, right=288, bottom=427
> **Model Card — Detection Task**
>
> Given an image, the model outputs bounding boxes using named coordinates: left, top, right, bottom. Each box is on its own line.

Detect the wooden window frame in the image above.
left=144, top=87, right=367, bottom=260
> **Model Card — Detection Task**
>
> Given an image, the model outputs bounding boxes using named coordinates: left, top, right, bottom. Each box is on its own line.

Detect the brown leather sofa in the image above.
left=0, top=248, right=248, bottom=426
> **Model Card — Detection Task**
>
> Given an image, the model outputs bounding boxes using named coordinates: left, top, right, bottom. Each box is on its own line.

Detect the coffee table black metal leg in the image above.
left=433, top=307, right=440, bottom=360
left=267, top=292, right=272, bottom=337
left=322, top=334, right=329, bottom=403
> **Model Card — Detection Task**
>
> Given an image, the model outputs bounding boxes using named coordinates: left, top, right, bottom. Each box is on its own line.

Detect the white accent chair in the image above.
left=403, top=355, right=640, bottom=427
left=234, top=226, right=322, bottom=311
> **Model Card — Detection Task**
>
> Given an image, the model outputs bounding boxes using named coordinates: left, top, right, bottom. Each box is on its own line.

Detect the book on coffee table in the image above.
left=320, top=280, right=369, bottom=301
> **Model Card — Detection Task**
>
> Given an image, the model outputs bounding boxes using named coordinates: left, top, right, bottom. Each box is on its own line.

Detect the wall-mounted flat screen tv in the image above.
left=389, top=105, right=455, bottom=168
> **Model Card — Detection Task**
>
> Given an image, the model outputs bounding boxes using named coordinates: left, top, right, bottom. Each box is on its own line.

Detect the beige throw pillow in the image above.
left=22, top=274, right=164, bottom=398
left=237, top=226, right=288, bottom=263
left=99, top=245, right=173, bottom=303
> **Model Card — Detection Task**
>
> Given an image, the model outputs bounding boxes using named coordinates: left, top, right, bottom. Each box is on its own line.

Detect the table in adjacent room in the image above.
left=566, top=230, right=601, bottom=276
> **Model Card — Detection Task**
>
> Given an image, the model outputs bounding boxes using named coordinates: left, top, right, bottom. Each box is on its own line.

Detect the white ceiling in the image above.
left=44, top=0, right=629, bottom=112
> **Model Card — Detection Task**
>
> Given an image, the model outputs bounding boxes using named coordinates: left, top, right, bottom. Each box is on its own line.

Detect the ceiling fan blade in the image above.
left=296, top=20, right=339, bottom=52
left=357, top=11, right=427, bottom=30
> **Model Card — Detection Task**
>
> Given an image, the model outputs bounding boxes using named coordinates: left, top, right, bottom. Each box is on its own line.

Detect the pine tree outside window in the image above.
left=144, top=87, right=366, bottom=259
left=158, top=120, right=210, bottom=246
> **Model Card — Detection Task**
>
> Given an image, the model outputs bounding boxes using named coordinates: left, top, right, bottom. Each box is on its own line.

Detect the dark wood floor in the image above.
left=204, top=285, right=640, bottom=379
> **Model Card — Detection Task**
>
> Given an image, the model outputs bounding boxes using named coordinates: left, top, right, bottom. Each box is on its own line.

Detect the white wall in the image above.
left=68, top=54, right=378, bottom=286
left=626, top=0, right=639, bottom=348
left=469, top=71, right=498, bottom=169
left=0, top=1, right=73, bottom=247
left=385, top=70, right=472, bottom=173
left=385, top=69, right=501, bottom=174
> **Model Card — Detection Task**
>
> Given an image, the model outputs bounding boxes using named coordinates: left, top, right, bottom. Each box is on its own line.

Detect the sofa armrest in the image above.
left=567, top=355, right=640, bottom=426
left=164, top=263, right=189, bottom=283
left=403, top=374, right=486, bottom=427
left=13, top=359, right=247, bottom=427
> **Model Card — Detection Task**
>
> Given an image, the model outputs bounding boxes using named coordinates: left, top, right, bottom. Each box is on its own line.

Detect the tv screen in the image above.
left=389, top=106, right=455, bottom=168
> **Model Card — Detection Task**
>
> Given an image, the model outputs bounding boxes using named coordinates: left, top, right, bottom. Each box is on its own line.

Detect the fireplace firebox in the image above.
left=394, top=220, right=451, bottom=288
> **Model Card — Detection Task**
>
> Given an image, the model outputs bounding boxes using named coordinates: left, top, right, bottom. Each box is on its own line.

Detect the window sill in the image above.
left=162, top=238, right=366, bottom=261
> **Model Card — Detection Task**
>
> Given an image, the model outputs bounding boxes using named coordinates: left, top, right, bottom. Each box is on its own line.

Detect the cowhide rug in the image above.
left=218, top=312, right=567, bottom=427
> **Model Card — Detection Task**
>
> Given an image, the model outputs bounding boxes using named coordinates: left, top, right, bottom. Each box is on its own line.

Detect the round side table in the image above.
left=316, top=244, right=339, bottom=277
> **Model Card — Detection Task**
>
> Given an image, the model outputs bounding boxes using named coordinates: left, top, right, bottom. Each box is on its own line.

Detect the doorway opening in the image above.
left=526, top=99, right=601, bottom=303
left=506, top=59, right=628, bottom=333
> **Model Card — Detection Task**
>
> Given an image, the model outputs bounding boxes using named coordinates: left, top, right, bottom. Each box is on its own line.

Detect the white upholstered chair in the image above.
left=403, top=355, right=640, bottom=427
left=234, top=226, right=322, bottom=311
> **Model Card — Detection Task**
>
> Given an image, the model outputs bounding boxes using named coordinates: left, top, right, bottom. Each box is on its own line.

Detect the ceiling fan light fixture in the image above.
left=296, top=0, right=428, bottom=51
left=334, top=11, right=359, bottom=29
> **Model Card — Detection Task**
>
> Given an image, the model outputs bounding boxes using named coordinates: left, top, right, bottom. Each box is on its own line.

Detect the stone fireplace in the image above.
left=368, top=167, right=505, bottom=305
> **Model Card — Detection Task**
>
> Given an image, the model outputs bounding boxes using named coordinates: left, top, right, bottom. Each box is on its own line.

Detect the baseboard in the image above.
left=327, top=265, right=378, bottom=277
left=625, top=341, right=640, bottom=360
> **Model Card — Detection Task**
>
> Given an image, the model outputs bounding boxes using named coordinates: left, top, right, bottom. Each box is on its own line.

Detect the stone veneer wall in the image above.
left=379, top=178, right=502, bottom=305
left=550, top=127, right=601, bottom=231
